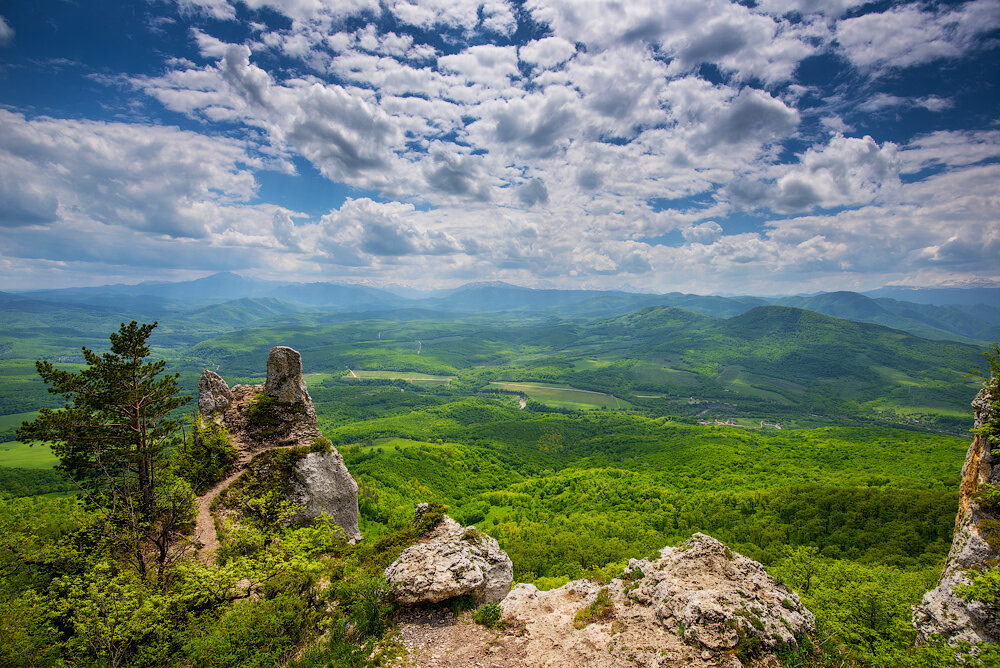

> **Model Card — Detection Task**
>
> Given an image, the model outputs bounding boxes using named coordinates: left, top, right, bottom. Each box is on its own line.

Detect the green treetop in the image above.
left=17, top=321, right=193, bottom=579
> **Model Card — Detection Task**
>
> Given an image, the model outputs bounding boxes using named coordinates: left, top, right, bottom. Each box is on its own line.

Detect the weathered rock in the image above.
left=198, top=369, right=233, bottom=417
left=627, top=533, right=814, bottom=652
left=289, top=449, right=362, bottom=541
left=385, top=507, right=513, bottom=605
left=209, top=349, right=361, bottom=543
left=496, top=533, right=814, bottom=667
left=914, top=379, right=1000, bottom=648
left=265, top=346, right=311, bottom=405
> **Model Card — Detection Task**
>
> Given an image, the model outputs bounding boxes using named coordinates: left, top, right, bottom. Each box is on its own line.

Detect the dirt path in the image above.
left=194, top=437, right=304, bottom=562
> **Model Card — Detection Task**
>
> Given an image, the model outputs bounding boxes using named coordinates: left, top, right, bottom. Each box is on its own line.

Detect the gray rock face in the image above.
left=198, top=370, right=233, bottom=417
left=210, top=347, right=361, bottom=544
left=627, top=533, right=814, bottom=651
left=289, top=450, right=362, bottom=542
left=914, top=380, right=1000, bottom=648
left=499, top=533, right=814, bottom=666
left=265, top=346, right=311, bottom=405
left=385, top=508, right=513, bottom=605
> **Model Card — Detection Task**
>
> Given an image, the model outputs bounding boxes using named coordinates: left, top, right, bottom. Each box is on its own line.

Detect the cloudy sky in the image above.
left=0, top=0, right=998, bottom=294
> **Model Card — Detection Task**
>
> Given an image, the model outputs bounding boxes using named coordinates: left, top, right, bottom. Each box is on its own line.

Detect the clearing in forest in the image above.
left=342, top=369, right=454, bottom=384
left=490, top=381, right=624, bottom=410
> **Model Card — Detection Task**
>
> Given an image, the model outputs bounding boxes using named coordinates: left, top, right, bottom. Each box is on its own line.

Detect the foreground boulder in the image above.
left=497, top=533, right=814, bottom=667
left=196, top=346, right=361, bottom=541
left=913, top=379, right=1000, bottom=648
left=385, top=504, right=514, bottom=605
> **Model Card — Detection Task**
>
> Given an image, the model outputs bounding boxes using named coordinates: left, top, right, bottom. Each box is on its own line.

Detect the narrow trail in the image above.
left=193, top=423, right=257, bottom=562
left=193, top=437, right=253, bottom=562
left=193, top=438, right=301, bottom=562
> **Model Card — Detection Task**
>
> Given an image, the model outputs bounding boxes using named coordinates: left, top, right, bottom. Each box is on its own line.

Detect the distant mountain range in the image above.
left=7, top=273, right=1000, bottom=344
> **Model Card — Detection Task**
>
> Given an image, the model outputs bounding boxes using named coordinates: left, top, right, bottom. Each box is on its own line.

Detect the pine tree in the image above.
left=17, top=321, right=194, bottom=579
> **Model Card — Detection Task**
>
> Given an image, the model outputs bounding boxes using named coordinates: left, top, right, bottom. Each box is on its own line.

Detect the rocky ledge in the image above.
left=197, top=346, right=361, bottom=541
left=394, top=532, right=814, bottom=668
left=385, top=504, right=514, bottom=606
left=913, top=378, right=1000, bottom=648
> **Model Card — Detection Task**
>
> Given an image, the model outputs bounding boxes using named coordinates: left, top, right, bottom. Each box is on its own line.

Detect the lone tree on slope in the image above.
left=17, top=321, right=194, bottom=579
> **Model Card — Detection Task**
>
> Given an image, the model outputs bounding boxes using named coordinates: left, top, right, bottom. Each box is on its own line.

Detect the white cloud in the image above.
left=519, top=37, right=577, bottom=69
left=0, top=110, right=276, bottom=238
left=836, top=0, right=1000, bottom=71
left=682, top=221, right=723, bottom=244
left=4, top=0, right=992, bottom=293
left=755, top=0, right=867, bottom=19
left=898, top=130, right=1000, bottom=174
left=524, top=0, right=815, bottom=83
left=856, top=93, right=955, bottom=114
left=772, top=134, right=899, bottom=212
left=0, top=15, right=14, bottom=46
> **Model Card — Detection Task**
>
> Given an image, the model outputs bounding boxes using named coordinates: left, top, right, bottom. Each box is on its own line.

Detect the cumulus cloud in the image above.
left=524, top=0, right=815, bottom=83
left=772, top=135, right=899, bottom=212
left=835, top=0, right=1000, bottom=71
left=682, top=221, right=724, bottom=244
left=0, top=110, right=277, bottom=238
left=2, top=0, right=994, bottom=291
left=519, top=36, right=576, bottom=69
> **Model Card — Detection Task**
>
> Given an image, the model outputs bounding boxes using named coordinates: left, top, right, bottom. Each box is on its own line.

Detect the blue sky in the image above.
left=0, top=0, right=998, bottom=294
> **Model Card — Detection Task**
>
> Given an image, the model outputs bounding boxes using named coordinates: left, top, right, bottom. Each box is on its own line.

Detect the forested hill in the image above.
left=0, top=297, right=988, bottom=434
left=9, top=273, right=999, bottom=343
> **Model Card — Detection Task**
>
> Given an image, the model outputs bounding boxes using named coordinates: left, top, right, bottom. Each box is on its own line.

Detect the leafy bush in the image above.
left=173, top=420, right=238, bottom=494
left=182, top=593, right=315, bottom=668
left=474, top=603, right=504, bottom=629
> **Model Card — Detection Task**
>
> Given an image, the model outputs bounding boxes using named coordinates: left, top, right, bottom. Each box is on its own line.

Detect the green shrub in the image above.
left=173, top=420, right=238, bottom=495
left=182, top=593, right=315, bottom=668
left=474, top=603, right=504, bottom=629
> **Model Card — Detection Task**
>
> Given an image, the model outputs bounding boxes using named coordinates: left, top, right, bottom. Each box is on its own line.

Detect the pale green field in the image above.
left=342, top=369, right=454, bottom=383
left=359, top=437, right=465, bottom=454
left=632, top=361, right=700, bottom=387
left=0, top=410, right=38, bottom=432
left=490, top=381, right=624, bottom=410
left=0, top=440, right=58, bottom=468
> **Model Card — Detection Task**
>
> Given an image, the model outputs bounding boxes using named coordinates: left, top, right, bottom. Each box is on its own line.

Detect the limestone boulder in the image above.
left=626, top=533, right=814, bottom=652
left=198, top=370, right=233, bottom=417
left=497, top=533, right=814, bottom=667
left=385, top=507, right=513, bottom=605
left=289, top=449, right=362, bottom=542
left=265, top=346, right=311, bottom=405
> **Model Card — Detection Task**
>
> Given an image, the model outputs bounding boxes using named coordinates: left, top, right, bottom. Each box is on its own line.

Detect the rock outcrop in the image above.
left=385, top=505, right=514, bottom=605
left=914, top=379, right=1000, bottom=648
left=394, top=532, right=815, bottom=667
left=499, top=533, right=814, bottom=667
left=265, top=345, right=312, bottom=405
left=289, top=449, right=361, bottom=539
left=197, top=369, right=232, bottom=417
left=196, top=346, right=361, bottom=541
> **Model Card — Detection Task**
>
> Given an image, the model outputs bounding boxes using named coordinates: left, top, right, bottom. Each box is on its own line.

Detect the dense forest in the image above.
left=0, top=299, right=997, bottom=666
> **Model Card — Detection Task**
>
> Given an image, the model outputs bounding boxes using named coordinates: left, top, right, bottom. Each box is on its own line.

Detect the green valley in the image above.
left=0, top=284, right=996, bottom=667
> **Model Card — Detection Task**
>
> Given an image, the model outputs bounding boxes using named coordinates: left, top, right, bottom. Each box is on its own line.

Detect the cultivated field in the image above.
left=342, top=369, right=454, bottom=384
left=490, top=381, right=624, bottom=410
